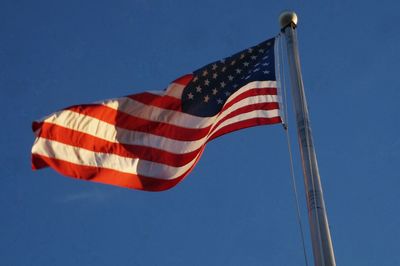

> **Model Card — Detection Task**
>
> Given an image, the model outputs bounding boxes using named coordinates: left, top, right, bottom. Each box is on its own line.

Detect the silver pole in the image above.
left=279, top=12, right=336, bottom=266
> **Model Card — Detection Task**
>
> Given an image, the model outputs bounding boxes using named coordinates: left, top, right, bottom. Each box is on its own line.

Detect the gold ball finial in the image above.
left=279, top=11, right=298, bottom=29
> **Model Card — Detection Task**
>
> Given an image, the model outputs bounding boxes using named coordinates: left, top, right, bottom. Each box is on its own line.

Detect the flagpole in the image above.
left=279, top=12, right=336, bottom=266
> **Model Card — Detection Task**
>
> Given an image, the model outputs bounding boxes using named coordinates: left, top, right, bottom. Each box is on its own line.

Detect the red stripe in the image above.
left=222, top=87, right=277, bottom=112
left=127, top=87, right=277, bottom=117
left=210, top=102, right=280, bottom=136
left=128, top=93, right=182, bottom=111
left=171, top=74, right=193, bottom=86
left=66, top=104, right=211, bottom=141
left=208, top=116, right=282, bottom=142
left=32, top=146, right=205, bottom=191
left=37, top=122, right=202, bottom=167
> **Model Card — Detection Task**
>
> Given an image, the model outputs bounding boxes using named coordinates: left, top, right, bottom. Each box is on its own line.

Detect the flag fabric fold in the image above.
left=31, top=36, right=282, bottom=191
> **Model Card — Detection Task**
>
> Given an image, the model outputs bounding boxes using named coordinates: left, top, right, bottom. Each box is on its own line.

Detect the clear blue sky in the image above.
left=1, top=0, right=399, bottom=265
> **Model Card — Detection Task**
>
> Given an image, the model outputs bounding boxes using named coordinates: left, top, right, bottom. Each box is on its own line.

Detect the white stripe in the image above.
left=210, top=94, right=278, bottom=132
left=165, top=82, right=185, bottom=99
left=32, top=138, right=200, bottom=180
left=224, top=81, right=277, bottom=105
left=208, top=109, right=281, bottom=139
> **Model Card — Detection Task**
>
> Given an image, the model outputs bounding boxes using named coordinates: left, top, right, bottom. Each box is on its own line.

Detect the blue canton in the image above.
left=182, top=37, right=276, bottom=117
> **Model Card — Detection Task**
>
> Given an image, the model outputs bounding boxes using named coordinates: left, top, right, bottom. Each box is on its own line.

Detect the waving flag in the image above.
left=31, top=37, right=282, bottom=191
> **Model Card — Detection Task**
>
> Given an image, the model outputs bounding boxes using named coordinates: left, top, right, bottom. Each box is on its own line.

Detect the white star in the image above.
left=225, top=91, right=231, bottom=96
left=188, top=92, right=194, bottom=99
left=222, top=66, right=226, bottom=72
left=220, top=81, right=226, bottom=88
left=263, top=70, right=270, bottom=74
left=253, top=68, right=260, bottom=72
left=212, top=64, right=218, bottom=70
left=248, top=48, right=253, bottom=53
left=192, top=76, right=198, bottom=82
left=262, top=55, right=269, bottom=60
left=228, top=75, right=234, bottom=81
left=240, top=53, right=245, bottom=59
left=204, top=95, right=210, bottom=103
left=217, top=98, right=223, bottom=104
left=230, top=60, right=236, bottom=65
left=236, top=68, right=242, bottom=74
left=233, top=84, right=238, bottom=88
left=220, top=59, right=226, bottom=64
left=212, top=73, right=218, bottom=79
left=243, top=62, right=249, bottom=67
left=196, top=86, right=202, bottom=92
left=262, top=62, right=270, bottom=66
left=212, top=88, right=218, bottom=95
left=258, top=48, right=265, bottom=53
left=202, top=70, right=208, bottom=76
left=251, top=55, right=257, bottom=60
left=204, top=79, right=210, bottom=86
left=267, top=42, right=272, bottom=46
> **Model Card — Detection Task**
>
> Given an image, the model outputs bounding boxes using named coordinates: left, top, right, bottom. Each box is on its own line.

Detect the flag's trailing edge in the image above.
left=31, top=36, right=282, bottom=191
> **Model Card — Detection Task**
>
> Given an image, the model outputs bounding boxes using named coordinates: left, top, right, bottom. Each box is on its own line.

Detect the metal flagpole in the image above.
left=279, top=12, right=336, bottom=266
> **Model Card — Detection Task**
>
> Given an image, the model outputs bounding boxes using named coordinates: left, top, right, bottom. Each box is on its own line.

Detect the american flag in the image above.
left=31, top=36, right=282, bottom=191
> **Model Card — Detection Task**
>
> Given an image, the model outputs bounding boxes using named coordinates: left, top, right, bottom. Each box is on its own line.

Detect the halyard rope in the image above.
left=278, top=33, right=309, bottom=266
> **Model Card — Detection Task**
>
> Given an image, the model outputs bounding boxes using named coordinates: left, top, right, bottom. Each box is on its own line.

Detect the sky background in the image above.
left=1, top=0, right=400, bottom=265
